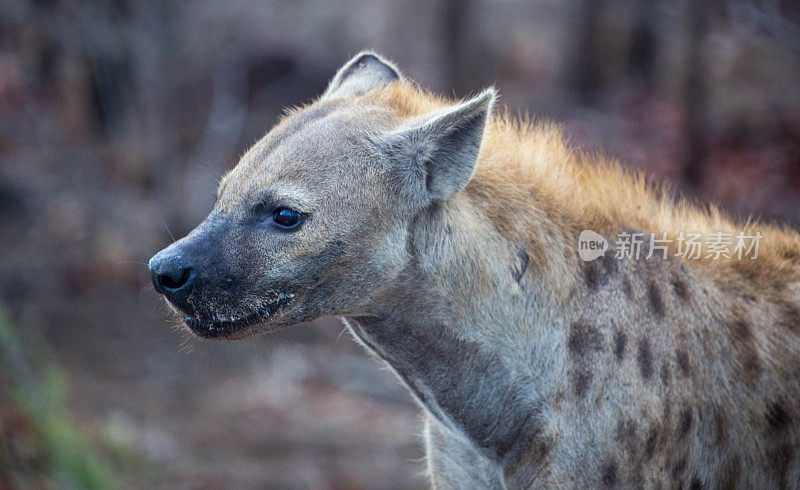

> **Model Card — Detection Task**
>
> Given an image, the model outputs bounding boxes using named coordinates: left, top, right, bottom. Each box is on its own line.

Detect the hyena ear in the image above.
left=321, top=51, right=402, bottom=100
left=384, top=88, right=496, bottom=203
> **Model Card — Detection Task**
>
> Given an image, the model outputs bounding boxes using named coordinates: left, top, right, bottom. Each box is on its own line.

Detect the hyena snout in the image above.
left=149, top=245, right=197, bottom=305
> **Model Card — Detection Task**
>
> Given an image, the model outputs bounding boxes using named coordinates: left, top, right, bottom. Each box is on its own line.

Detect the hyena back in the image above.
left=149, top=51, right=800, bottom=488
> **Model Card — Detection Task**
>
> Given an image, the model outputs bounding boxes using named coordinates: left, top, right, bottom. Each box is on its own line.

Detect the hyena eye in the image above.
left=272, top=207, right=304, bottom=230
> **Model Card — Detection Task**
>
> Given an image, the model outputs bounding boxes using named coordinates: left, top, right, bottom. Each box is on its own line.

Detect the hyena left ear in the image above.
left=321, top=51, right=402, bottom=100
left=384, top=88, right=496, bottom=203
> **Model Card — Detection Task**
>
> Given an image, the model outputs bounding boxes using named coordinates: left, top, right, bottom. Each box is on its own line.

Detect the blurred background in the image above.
left=1, top=0, right=798, bottom=488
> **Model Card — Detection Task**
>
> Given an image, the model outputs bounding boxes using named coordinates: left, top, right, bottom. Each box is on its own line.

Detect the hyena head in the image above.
left=149, top=52, right=494, bottom=338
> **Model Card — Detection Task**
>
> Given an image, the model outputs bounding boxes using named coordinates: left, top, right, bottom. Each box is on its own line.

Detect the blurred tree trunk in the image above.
left=570, top=0, right=660, bottom=106
left=683, top=1, right=712, bottom=188
left=629, top=0, right=659, bottom=89
left=441, top=0, right=476, bottom=96
left=569, top=0, right=604, bottom=105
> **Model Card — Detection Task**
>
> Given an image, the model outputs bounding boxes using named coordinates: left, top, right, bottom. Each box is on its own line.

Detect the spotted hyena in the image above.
left=149, top=52, right=800, bottom=488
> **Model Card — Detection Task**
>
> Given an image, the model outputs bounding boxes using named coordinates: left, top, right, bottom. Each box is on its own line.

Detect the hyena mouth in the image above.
left=182, top=293, right=295, bottom=339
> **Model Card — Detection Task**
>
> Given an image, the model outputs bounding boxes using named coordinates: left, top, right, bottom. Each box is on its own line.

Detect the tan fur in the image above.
left=372, top=81, right=800, bottom=264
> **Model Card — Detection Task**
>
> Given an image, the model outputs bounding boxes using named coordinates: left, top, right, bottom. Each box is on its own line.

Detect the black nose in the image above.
left=149, top=252, right=196, bottom=302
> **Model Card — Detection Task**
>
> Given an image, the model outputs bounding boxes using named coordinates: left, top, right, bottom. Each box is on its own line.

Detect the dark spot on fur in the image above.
left=672, top=278, right=690, bottom=302
left=622, top=278, right=633, bottom=298
left=584, top=261, right=601, bottom=290
left=602, top=252, right=618, bottom=277
left=741, top=352, right=762, bottom=385
left=672, top=456, right=687, bottom=478
left=583, top=252, right=618, bottom=291
left=727, top=318, right=761, bottom=386
left=689, top=476, right=702, bottom=490
left=568, top=322, right=603, bottom=358
left=714, top=409, right=728, bottom=445
left=679, top=407, right=693, bottom=438
left=737, top=291, right=756, bottom=303
left=661, top=362, right=670, bottom=386
left=613, top=329, right=627, bottom=361
left=615, top=418, right=638, bottom=452
left=601, top=462, right=617, bottom=487
left=663, top=397, right=672, bottom=422
left=530, top=436, right=553, bottom=465
left=676, top=349, right=690, bottom=376
left=780, top=247, right=800, bottom=261
left=766, top=402, right=790, bottom=431
left=648, top=282, right=664, bottom=317
left=512, top=247, right=529, bottom=284
left=645, top=426, right=658, bottom=458
left=729, top=319, right=752, bottom=341
left=573, top=369, right=592, bottom=399
left=505, top=432, right=554, bottom=482
left=638, top=338, right=653, bottom=380
left=737, top=264, right=763, bottom=283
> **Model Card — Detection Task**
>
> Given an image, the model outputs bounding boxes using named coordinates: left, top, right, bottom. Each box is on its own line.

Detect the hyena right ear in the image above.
left=321, top=51, right=402, bottom=100
left=382, top=89, right=496, bottom=205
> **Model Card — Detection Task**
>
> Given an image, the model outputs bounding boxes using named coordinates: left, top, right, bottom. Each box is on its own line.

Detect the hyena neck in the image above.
left=347, top=195, right=564, bottom=465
